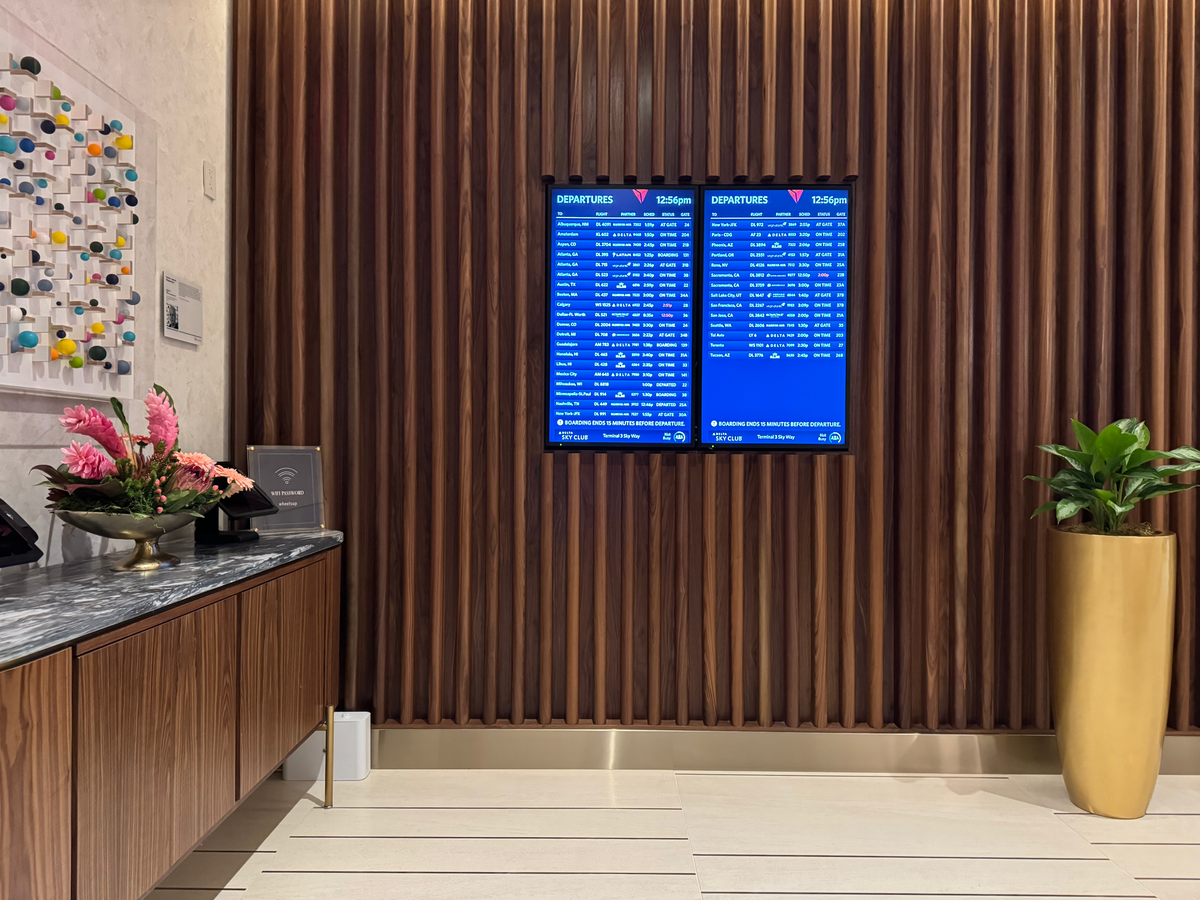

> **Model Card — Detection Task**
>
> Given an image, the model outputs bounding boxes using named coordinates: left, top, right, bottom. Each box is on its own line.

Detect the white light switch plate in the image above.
left=203, top=160, right=217, bottom=200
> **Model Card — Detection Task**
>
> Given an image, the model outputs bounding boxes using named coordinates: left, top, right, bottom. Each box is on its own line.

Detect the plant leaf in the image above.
left=1135, top=482, right=1199, bottom=503
left=1167, top=446, right=1200, bottom=462
left=1094, top=489, right=1115, bottom=502
left=1095, top=425, right=1139, bottom=463
left=1071, top=420, right=1098, bottom=454
left=109, top=396, right=131, bottom=436
left=1038, top=444, right=1093, bottom=470
left=1134, top=422, right=1151, bottom=450
left=1126, top=449, right=1172, bottom=469
left=1113, top=418, right=1140, bottom=434
left=1055, top=497, right=1089, bottom=522
left=1030, top=500, right=1059, bottom=518
left=30, top=463, right=68, bottom=485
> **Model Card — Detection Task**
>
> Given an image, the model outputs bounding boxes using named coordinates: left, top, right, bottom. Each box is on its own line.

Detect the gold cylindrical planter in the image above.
left=1049, top=528, right=1176, bottom=819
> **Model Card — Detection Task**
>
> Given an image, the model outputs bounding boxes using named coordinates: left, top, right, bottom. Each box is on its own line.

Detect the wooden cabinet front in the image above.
left=75, top=598, right=237, bottom=900
left=0, top=650, right=72, bottom=900
left=239, top=558, right=331, bottom=795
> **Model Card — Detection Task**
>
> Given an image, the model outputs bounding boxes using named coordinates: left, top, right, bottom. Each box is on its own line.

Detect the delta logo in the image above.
left=633, top=188, right=648, bottom=203
left=789, top=188, right=804, bottom=202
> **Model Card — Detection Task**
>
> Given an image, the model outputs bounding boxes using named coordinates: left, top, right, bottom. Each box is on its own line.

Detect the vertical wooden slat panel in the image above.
left=790, top=0, right=806, bottom=179
left=653, top=0, right=667, bottom=179
left=486, top=0, right=500, bottom=700
left=289, top=0, right=309, bottom=444
left=539, top=454, right=554, bottom=725
left=542, top=0, right=556, bottom=178
left=1032, top=0, right=1056, bottom=733
left=513, top=0, right=531, bottom=726
left=428, top=0, right=448, bottom=726
left=979, top=0, right=999, bottom=732
left=343, top=0, right=362, bottom=703
left=1122, top=0, right=1142, bottom=423
left=594, top=454, right=608, bottom=725
left=812, top=455, right=828, bottom=729
left=897, top=0, right=917, bottom=730
left=758, top=455, right=772, bottom=728
left=597, top=0, right=611, bottom=180
left=622, top=453, right=636, bottom=725
left=625, top=0, right=640, bottom=181
left=1063, top=0, right=1083, bottom=426
left=1147, top=0, right=1169, bottom=531
left=816, top=0, right=833, bottom=179
left=456, top=0, right=475, bottom=727
left=1173, top=0, right=1196, bottom=733
left=951, top=0, right=971, bottom=732
left=924, top=0, right=945, bottom=733
left=1008, top=0, right=1031, bottom=732
left=731, top=453, right=746, bottom=727
left=649, top=454, right=663, bottom=725
left=707, top=0, right=722, bottom=179
left=866, top=0, right=887, bottom=729
left=1094, top=0, right=1114, bottom=426
left=372, top=0, right=392, bottom=722
left=569, top=0, right=583, bottom=179
left=785, top=454, right=801, bottom=728
left=566, top=453, right=581, bottom=725
left=762, top=0, right=778, bottom=180
left=735, top=0, right=750, bottom=178
left=840, top=455, right=856, bottom=728
left=261, top=0, right=281, bottom=446
left=676, top=455, right=690, bottom=726
left=315, top=0, right=336, bottom=516
left=679, top=0, right=694, bottom=180
left=400, top=0, right=418, bottom=725
left=231, top=0, right=252, bottom=469
left=844, top=0, right=861, bottom=177
left=703, top=454, right=718, bottom=726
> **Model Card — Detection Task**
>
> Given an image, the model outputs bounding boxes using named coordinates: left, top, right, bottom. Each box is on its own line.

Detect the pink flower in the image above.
left=156, top=506, right=164, bottom=513
left=175, top=451, right=217, bottom=473
left=174, top=468, right=213, bottom=493
left=60, top=405, right=127, bottom=460
left=213, top=466, right=254, bottom=496
left=62, top=441, right=118, bottom=480
left=144, top=389, right=179, bottom=451
left=171, top=451, right=217, bottom=493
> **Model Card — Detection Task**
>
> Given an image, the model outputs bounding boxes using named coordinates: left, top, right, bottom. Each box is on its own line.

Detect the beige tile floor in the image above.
left=151, top=771, right=1200, bottom=899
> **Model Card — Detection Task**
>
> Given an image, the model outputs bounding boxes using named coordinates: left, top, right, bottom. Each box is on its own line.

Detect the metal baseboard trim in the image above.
left=370, top=729, right=1200, bottom=774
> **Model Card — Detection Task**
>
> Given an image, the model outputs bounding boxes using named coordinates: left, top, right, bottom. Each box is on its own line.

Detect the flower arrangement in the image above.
left=34, top=384, right=252, bottom=519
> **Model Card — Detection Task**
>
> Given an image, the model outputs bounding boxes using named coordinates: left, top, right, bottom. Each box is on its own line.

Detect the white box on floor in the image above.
left=282, top=711, right=371, bottom=781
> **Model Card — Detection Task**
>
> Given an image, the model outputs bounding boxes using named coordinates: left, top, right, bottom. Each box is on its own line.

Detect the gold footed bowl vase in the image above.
left=55, top=510, right=196, bottom=572
left=1050, top=528, right=1176, bottom=819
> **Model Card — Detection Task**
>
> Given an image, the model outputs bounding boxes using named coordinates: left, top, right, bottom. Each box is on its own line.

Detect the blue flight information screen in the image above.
left=547, top=185, right=696, bottom=446
left=700, top=186, right=850, bottom=447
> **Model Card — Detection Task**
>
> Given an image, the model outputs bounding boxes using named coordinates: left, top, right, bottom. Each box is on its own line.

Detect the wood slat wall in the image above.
left=231, top=0, right=1200, bottom=732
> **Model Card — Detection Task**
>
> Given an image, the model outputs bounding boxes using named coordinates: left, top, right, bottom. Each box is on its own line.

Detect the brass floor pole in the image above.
left=324, top=705, right=335, bottom=808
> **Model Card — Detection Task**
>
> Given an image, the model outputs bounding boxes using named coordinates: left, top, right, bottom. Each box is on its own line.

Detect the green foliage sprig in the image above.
left=1029, top=419, right=1200, bottom=534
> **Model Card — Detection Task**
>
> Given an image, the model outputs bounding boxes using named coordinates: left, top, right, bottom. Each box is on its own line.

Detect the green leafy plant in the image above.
left=1029, top=419, right=1200, bottom=534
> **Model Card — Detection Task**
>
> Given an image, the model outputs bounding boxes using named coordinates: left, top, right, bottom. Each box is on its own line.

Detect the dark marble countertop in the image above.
left=0, top=530, right=343, bottom=671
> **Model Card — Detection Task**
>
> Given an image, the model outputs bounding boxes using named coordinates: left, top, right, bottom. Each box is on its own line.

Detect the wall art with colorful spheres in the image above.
left=0, top=52, right=141, bottom=398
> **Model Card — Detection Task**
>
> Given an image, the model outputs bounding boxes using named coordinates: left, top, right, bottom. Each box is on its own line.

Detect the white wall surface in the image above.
left=0, top=0, right=230, bottom=566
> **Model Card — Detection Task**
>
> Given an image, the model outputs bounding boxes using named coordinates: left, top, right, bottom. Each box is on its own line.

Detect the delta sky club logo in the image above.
left=789, top=188, right=804, bottom=202
left=633, top=188, right=648, bottom=203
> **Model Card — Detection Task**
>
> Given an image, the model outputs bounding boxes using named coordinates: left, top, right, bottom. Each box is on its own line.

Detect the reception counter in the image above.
left=0, top=530, right=343, bottom=900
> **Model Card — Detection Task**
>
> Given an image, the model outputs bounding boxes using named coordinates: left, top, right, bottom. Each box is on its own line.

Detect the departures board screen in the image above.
left=546, top=185, right=697, bottom=447
left=699, top=185, right=851, bottom=448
